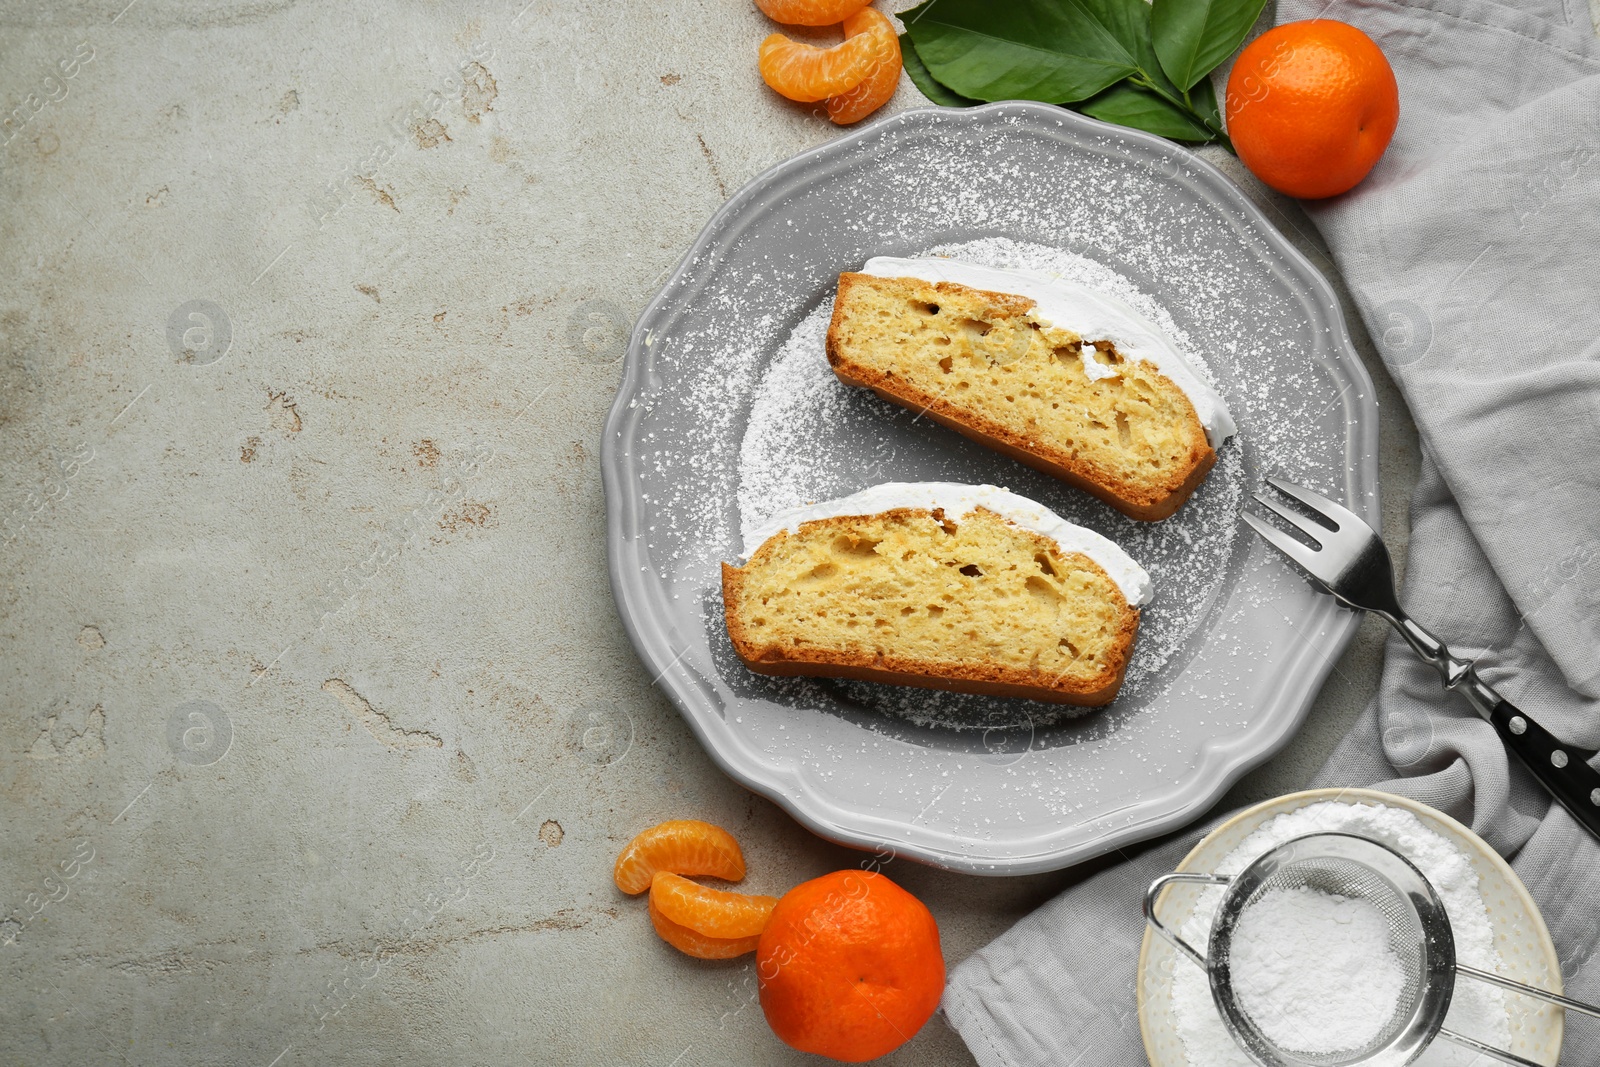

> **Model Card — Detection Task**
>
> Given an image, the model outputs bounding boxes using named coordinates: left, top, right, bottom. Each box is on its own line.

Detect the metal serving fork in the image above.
left=1244, top=476, right=1600, bottom=841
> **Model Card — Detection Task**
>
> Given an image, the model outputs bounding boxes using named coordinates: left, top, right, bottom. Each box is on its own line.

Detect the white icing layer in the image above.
left=742, top=481, right=1153, bottom=606
left=858, top=256, right=1237, bottom=448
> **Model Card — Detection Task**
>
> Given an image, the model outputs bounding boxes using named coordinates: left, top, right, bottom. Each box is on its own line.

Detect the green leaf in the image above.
left=1117, top=0, right=1181, bottom=98
left=1076, top=81, right=1217, bottom=142
left=901, top=0, right=1141, bottom=104
left=895, top=0, right=1232, bottom=148
left=899, top=33, right=981, bottom=107
left=1150, top=0, right=1269, bottom=91
left=1189, top=72, right=1223, bottom=132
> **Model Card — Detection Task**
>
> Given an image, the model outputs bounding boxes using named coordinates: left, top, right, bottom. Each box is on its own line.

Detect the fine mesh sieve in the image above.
left=1145, top=833, right=1600, bottom=1067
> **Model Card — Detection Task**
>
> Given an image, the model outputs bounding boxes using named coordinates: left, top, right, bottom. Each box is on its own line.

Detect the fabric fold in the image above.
left=944, top=1, right=1600, bottom=1063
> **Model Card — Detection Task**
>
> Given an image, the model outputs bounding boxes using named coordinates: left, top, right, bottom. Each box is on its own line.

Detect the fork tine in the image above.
left=1264, top=476, right=1366, bottom=533
left=1251, top=491, right=1331, bottom=547
left=1241, top=511, right=1328, bottom=581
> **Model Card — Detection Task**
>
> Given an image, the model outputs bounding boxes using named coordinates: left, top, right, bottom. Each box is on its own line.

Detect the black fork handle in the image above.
left=1386, top=612, right=1600, bottom=841
left=1488, top=699, right=1600, bottom=839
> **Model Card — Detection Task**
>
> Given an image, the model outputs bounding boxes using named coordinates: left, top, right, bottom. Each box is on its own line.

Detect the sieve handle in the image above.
left=1458, top=963, right=1600, bottom=1019
left=1143, top=871, right=1230, bottom=970
left=1436, top=1027, right=1549, bottom=1067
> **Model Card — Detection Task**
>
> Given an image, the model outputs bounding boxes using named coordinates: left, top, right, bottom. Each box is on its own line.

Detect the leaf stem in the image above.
left=1130, top=71, right=1234, bottom=152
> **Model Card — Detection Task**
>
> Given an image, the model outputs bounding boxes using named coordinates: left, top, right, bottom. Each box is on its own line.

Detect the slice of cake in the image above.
left=826, top=258, right=1236, bottom=521
left=722, top=483, right=1151, bottom=706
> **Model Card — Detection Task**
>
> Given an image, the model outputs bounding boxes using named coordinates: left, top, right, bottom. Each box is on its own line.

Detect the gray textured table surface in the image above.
left=0, top=3, right=1446, bottom=1064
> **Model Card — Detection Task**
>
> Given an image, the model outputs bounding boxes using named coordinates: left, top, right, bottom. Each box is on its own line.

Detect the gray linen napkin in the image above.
left=942, top=1, right=1600, bottom=1063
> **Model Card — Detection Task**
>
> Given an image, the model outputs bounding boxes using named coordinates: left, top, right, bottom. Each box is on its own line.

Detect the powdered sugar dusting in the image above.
left=1229, top=886, right=1407, bottom=1053
left=611, top=105, right=1376, bottom=860
left=736, top=237, right=1247, bottom=723
left=1172, top=801, right=1510, bottom=1067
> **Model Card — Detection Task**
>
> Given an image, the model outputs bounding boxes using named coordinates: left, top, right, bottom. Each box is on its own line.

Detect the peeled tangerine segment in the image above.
left=648, top=893, right=763, bottom=959
left=826, top=8, right=901, bottom=125
left=759, top=26, right=880, bottom=103
left=755, top=0, right=872, bottom=27
left=613, top=819, right=746, bottom=895
left=651, top=871, right=777, bottom=940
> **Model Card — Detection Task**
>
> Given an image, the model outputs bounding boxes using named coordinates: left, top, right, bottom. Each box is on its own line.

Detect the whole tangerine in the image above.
left=757, top=870, right=944, bottom=1062
left=1225, top=20, right=1399, bottom=199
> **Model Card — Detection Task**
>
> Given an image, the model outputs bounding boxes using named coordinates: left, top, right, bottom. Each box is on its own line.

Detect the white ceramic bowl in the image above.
left=1137, top=788, right=1564, bottom=1066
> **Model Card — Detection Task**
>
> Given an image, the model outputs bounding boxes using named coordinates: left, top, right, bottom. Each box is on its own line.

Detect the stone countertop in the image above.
left=0, top=2, right=1438, bottom=1064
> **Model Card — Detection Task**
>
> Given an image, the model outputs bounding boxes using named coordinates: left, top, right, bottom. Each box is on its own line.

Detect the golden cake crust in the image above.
left=825, top=272, right=1217, bottom=521
left=722, top=507, right=1140, bottom=706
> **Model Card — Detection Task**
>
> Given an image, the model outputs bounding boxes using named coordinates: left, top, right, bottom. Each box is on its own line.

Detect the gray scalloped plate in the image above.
left=601, top=102, right=1377, bottom=876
